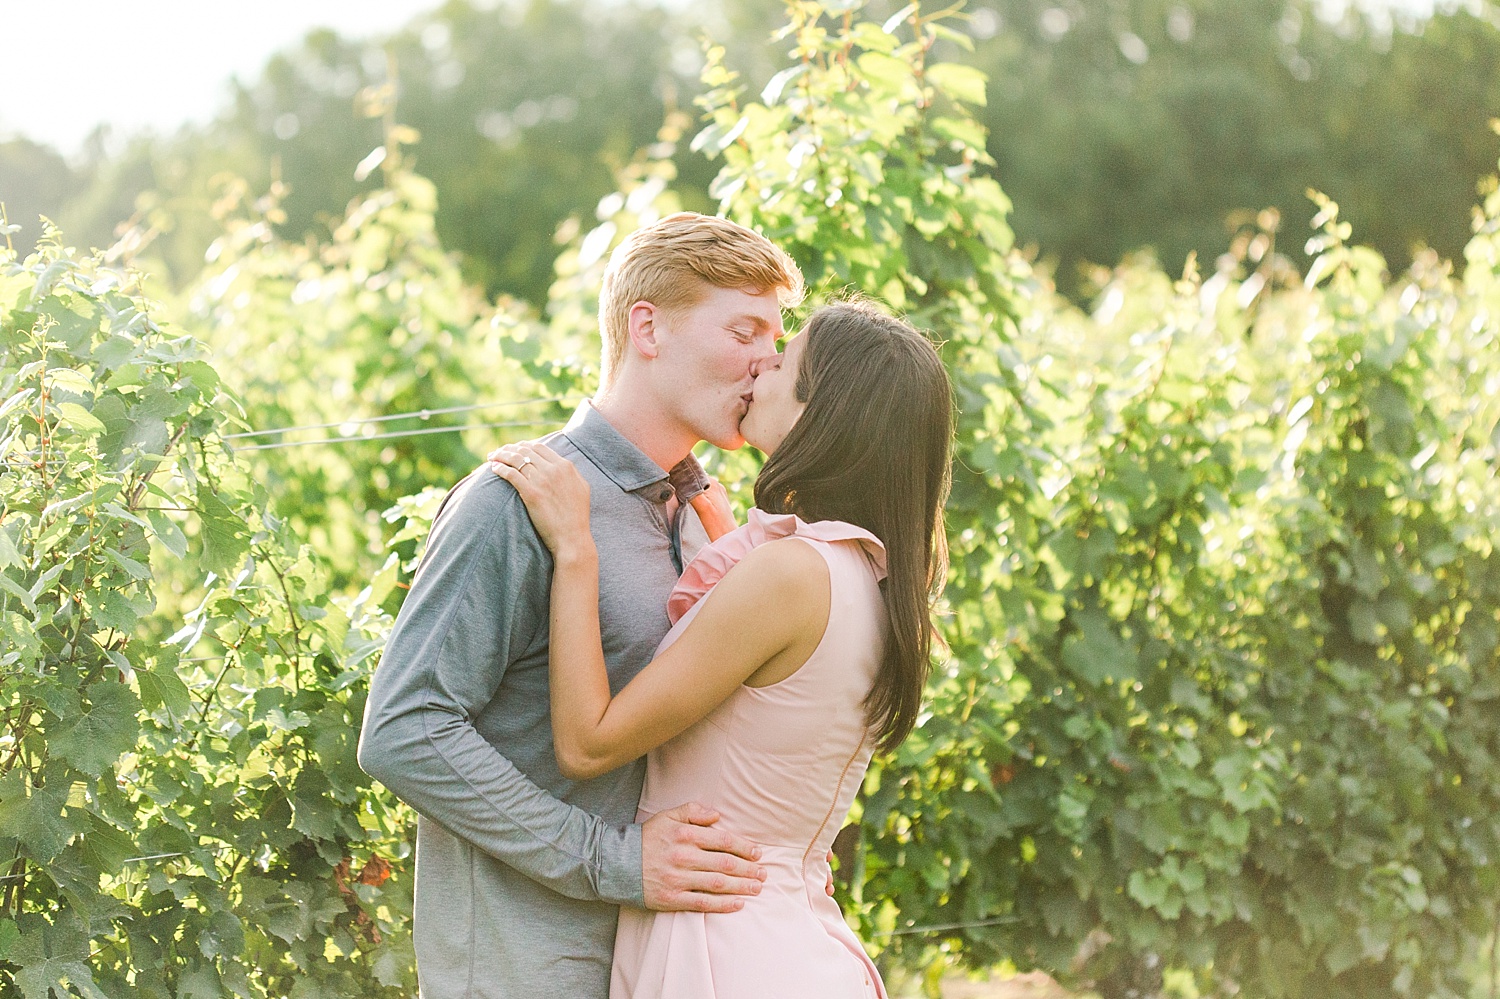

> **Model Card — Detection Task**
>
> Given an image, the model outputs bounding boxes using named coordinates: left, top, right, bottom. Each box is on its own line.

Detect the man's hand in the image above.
left=642, top=802, right=765, bottom=912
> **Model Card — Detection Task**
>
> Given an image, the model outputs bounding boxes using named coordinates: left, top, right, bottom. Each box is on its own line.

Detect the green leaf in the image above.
left=926, top=21, right=976, bottom=52
left=372, top=934, right=416, bottom=988
left=76, top=815, right=136, bottom=877
left=6, top=912, right=105, bottom=996
left=105, top=547, right=152, bottom=581
left=856, top=52, right=914, bottom=93
left=0, top=526, right=24, bottom=569
left=761, top=64, right=808, bottom=105
left=50, top=682, right=141, bottom=777
left=690, top=116, right=750, bottom=155
left=55, top=402, right=105, bottom=436
left=0, top=770, right=74, bottom=863
left=45, top=368, right=94, bottom=397
left=146, top=508, right=188, bottom=559
left=122, top=414, right=170, bottom=460
left=264, top=895, right=313, bottom=944
left=931, top=115, right=989, bottom=153
left=1208, top=810, right=1250, bottom=847
left=0, top=569, right=37, bottom=614
left=177, top=964, right=226, bottom=999
left=137, top=662, right=193, bottom=723
left=196, top=485, right=249, bottom=575
left=197, top=910, right=246, bottom=961
left=16, top=958, right=110, bottom=999
left=91, top=334, right=136, bottom=371
left=1128, top=869, right=1168, bottom=909
left=178, top=359, right=221, bottom=395
left=1061, top=606, right=1136, bottom=686
left=926, top=63, right=988, bottom=106
left=1212, top=754, right=1275, bottom=813
left=91, top=588, right=140, bottom=632
left=38, top=298, right=99, bottom=354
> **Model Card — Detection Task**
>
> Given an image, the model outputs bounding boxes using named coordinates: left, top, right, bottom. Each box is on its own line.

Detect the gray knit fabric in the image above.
left=359, top=402, right=709, bottom=998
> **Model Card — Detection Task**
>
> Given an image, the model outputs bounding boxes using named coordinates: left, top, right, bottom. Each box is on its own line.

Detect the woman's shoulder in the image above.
left=717, top=535, right=829, bottom=598
left=668, top=508, right=886, bottom=624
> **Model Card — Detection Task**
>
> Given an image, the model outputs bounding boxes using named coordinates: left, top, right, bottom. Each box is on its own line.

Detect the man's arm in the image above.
left=359, top=470, right=648, bottom=902
left=358, top=470, right=764, bottom=909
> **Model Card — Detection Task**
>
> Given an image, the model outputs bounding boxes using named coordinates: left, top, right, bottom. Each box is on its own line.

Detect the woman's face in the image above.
left=740, top=330, right=807, bottom=455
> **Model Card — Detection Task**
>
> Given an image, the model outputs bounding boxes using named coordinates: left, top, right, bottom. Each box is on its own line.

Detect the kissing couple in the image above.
left=359, top=212, right=953, bottom=999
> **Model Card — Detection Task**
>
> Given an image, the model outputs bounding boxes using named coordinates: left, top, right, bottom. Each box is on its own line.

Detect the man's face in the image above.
left=652, top=284, right=785, bottom=450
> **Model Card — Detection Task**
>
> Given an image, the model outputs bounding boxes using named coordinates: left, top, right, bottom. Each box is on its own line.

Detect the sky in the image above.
left=0, top=0, right=449, bottom=153
left=0, top=0, right=1449, bottom=156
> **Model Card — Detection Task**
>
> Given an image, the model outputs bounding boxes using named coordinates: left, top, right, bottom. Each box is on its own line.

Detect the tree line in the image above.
left=2, top=0, right=1498, bottom=305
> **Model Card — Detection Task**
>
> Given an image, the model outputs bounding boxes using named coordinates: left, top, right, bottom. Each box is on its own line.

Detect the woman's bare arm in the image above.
left=490, top=441, right=828, bottom=780
left=545, top=536, right=828, bottom=779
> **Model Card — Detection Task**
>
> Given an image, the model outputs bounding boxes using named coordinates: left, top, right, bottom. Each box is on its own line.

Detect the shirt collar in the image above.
left=562, top=402, right=711, bottom=503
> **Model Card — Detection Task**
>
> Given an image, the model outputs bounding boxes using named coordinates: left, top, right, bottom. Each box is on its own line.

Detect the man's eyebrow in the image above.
left=728, top=313, right=776, bottom=331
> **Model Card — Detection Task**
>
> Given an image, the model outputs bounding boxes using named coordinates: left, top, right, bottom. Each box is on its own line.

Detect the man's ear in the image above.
left=627, top=300, right=662, bottom=360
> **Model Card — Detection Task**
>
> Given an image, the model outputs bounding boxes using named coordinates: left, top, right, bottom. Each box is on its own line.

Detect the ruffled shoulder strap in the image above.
left=668, top=507, right=887, bottom=624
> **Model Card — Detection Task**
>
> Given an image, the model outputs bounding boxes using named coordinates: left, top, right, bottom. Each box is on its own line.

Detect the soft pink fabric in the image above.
left=668, top=508, right=888, bottom=626
left=612, top=509, right=891, bottom=999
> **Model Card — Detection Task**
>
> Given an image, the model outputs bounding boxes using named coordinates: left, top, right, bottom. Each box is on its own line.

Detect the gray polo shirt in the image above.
left=358, top=402, right=709, bottom=999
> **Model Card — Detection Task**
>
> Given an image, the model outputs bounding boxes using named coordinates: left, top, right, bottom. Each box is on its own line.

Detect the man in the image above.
left=358, top=212, right=805, bottom=998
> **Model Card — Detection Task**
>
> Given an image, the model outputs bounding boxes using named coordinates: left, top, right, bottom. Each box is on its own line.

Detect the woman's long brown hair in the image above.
left=754, top=300, right=953, bottom=753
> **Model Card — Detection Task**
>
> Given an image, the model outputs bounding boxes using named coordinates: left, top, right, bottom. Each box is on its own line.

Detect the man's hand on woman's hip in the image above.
left=641, top=802, right=766, bottom=912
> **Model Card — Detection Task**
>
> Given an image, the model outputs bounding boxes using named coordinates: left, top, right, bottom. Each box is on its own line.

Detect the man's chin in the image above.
left=709, top=431, right=748, bottom=451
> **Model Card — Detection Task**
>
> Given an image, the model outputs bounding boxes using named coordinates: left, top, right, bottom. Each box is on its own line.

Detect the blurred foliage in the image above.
left=0, top=232, right=418, bottom=997
left=972, top=0, right=1500, bottom=294
left=3, top=2, right=1500, bottom=998
left=3, top=0, right=1499, bottom=306
left=175, top=125, right=536, bottom=591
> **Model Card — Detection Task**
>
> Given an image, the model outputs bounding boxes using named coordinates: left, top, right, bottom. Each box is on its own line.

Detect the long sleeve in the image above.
left=357, top=470, right=644, bottom=906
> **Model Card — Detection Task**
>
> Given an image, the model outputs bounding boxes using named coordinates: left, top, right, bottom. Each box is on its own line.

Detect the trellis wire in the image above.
left=220, top=395, right=579, bottom=441
left=227, top=417, right=561, bottom=452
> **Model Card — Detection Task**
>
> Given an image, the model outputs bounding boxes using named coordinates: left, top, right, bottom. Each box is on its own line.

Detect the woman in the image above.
left=490, top=300, right=953, bottom=999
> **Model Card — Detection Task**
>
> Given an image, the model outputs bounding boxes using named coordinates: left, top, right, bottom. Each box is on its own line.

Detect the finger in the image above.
left=668, top=871, right=764, bottom=897
left=509, top=442, right=559, bottom=474
left=669, top=841, right=766, bottom=880
left=662, top=802, right=721, bottom=827
left=662, top=891, right=747, bottom=915
left=681, top=822, right=762, bottom=858
left=489, top=445, right=529, bottom=469
left=492, top=463, right=534, bottom=498
left=492, top=462, right=519, bottom=486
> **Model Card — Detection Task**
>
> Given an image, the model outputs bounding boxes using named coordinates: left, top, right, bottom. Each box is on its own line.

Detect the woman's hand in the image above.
left=689, top=477, right=738, bottom=542
left=488, top=442, right=591, bottom=557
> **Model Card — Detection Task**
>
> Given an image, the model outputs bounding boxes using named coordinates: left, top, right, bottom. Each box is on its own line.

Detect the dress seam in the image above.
left=800, top=735, right=865, bottom=901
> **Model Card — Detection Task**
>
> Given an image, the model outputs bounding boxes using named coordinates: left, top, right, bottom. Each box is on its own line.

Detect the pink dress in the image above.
left=611, top=509, right=890, bottom=999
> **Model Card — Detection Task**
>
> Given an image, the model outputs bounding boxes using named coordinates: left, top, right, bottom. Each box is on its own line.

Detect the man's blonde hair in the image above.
left=597, top=212, right=805, bottom=386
